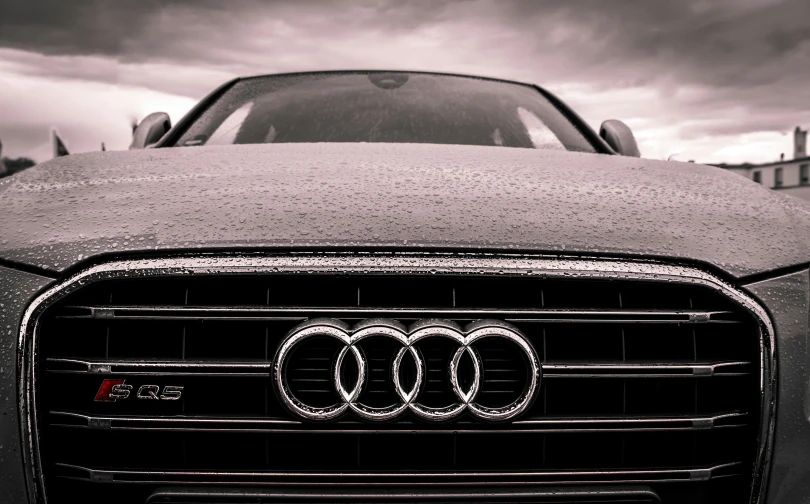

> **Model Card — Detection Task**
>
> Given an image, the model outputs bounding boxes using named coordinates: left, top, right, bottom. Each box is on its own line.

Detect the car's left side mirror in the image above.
left=599, top=119, right=641, bottom=157
left=129, top=112, right=172, bottom=149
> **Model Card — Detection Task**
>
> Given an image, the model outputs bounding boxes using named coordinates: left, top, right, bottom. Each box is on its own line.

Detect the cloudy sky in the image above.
left=0, top=0, right=807, bottom=163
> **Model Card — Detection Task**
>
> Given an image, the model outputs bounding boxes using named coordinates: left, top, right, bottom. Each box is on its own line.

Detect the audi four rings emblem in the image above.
left=273, top=318, right=541, bottom=422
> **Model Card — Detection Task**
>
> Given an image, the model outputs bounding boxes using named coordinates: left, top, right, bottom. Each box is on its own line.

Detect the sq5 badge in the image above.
left=94, top=379, right=184, bottom=402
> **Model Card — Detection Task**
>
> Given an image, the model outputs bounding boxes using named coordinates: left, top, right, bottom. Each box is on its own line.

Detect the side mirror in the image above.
left=129, top=112, right=171, bottom=149
left=599, top=119, right=641, bottom=157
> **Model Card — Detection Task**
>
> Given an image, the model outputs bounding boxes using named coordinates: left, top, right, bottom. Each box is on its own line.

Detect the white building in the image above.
left=715, top=127, right=810, bottom=190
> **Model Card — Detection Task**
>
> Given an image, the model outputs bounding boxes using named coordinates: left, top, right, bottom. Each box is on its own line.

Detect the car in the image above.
left=1, top=70, right=808, bottom=504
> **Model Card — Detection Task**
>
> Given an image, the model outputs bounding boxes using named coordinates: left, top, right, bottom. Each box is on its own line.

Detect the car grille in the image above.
left=28, top=256, right=767, bottom=504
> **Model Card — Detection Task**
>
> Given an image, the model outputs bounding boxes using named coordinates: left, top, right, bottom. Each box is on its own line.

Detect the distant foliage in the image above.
left=1, top=157, right=36, bottom=177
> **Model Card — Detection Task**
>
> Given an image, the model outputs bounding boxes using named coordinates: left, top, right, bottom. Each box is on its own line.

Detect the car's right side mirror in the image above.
left=130, top=112, right=172, bottom=149
left=599, top=119, right=641, bottom=157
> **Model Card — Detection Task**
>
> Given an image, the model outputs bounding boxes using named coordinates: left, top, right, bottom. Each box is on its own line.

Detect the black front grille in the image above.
left=34, top=267, right=764, bottom=503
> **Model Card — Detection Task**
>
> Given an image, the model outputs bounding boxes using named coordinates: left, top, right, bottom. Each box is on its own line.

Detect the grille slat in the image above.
left=44, top=357, right=752, bottom=378
left=34, top=269, right=764, bottom=504
left=49, top=410, right=750, bottom=433
left=55, top=460, right=743, bottom=485
left=57, top=304, right=742, bottom=323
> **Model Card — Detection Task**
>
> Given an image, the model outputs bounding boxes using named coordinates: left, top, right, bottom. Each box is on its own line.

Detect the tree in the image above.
left=1, top=157, right=36, bottom=177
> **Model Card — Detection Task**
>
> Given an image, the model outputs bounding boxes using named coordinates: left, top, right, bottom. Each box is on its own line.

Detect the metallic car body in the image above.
left=744, top=270, right=810, bottom=503
left=1, top=143, right=809, bottom=278
left=0, top=265, right=53, bottom=504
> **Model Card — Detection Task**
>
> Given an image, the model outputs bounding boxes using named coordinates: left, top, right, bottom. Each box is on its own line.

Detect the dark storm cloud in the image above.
left=0, top=0, right=386, bottom=62
left=0, top=0, right=158, bottom=56
left=3, top=0, right=807, bottom=85
left=515, top=0, right=810, bottom=140
left=540, top=0, right=810, bottom=88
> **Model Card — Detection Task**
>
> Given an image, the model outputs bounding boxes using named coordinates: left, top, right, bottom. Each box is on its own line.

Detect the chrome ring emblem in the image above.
left=273, top=318, right=541, bottom=422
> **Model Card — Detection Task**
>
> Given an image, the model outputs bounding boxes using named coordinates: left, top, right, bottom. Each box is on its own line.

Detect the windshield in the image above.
left=172, top=72, right=596, bottom=152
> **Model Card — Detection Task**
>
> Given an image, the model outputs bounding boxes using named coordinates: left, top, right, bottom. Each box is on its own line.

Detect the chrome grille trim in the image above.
left=542, top=361, right=752, bottom=378
left=18, top=252, right=777, bottom=504
left=55, top=461, right=742, bottom=485
left=49, top=410, right=748, bottom=433
left=55, top=305, right=739, bottom=323
left=45, top=358, right=273, bottom=377
left=45, top=357, right=752, bottom=378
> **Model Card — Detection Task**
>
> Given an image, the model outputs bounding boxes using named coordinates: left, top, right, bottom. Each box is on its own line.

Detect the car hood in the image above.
left=1, top=142, right=809, bottom=278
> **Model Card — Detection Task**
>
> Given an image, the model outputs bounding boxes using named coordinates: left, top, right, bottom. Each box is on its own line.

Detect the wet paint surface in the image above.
left=744, top=270, right=810, bottom=504
left=0, top=266, right=53, bottom=504
left=0, top=142, right=808, bottom=277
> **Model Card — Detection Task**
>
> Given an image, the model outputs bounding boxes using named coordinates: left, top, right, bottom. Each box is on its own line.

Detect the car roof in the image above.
left=238, top=69, right=538, bottom=90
